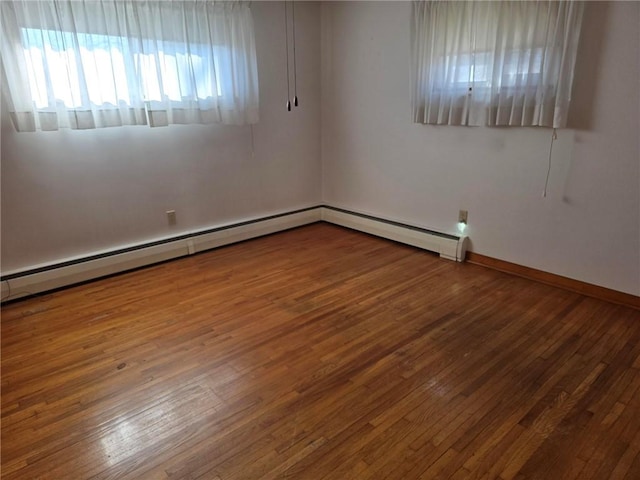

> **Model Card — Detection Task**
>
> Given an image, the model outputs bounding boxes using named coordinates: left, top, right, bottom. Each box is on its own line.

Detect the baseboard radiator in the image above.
left=1, top=206, right=467, bottom=302
left=321, top=206, right=467, bottom=262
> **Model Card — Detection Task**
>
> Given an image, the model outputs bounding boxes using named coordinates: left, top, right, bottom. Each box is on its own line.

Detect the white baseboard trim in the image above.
left=320, top=206, right=468, bottom=262
left=1, top=207, right=322, bottom=302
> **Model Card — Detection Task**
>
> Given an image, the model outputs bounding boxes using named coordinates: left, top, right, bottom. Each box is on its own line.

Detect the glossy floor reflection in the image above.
left=2, top=224, right=640, bottom=479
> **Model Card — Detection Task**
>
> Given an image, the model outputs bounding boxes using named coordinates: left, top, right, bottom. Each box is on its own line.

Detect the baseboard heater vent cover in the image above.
left=1, top=207, right=321, bottom=302
left=320, top=206, right=468, bottom=262
left=1, top=205, right=469, bottom=302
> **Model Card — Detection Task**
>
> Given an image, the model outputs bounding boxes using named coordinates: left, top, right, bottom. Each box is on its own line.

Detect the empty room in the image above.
left=1, top=1, right=639, bottom=479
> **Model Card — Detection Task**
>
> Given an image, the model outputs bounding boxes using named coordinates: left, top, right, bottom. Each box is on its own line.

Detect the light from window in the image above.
left=2, top=0, right=259, bottom=130
left=21, top=28, right=223, bottom=110
left=435, top=48, right=544, bottom=91
left=411, top=0, right=584, bottom=128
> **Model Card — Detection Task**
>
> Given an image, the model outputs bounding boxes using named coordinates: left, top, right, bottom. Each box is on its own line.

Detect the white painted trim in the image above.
left=1, top=208, right=322, bottom=302
left=320, top=207, right=468, bottom=262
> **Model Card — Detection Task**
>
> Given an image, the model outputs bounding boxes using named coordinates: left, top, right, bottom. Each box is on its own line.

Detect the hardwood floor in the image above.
left=2, top=223, right=640, bottom=480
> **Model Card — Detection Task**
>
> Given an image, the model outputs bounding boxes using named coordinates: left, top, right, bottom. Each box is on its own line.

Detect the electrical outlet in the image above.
left=166, top=210, right=177, bottom=226
left=458, top=209, right=468, bottom=224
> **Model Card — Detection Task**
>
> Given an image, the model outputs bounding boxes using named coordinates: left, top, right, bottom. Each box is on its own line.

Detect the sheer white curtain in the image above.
left=0, top=0, right=259, bottom=131
left=411, top=1, right=584, bottom=128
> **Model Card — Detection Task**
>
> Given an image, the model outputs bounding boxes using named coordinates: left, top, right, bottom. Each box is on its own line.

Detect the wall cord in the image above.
left=543, top=128, right=557, bottom=198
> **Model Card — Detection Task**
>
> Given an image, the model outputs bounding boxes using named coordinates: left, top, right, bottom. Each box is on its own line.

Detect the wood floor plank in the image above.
left=2, top=223, right=640, bottom=479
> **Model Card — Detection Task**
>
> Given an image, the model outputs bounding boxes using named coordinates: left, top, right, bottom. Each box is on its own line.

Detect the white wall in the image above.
left=321, top=1, right=640, bottom=296
left=1, top=1, right=321, bottom=273
left=3, top=1, right=638, bottom=297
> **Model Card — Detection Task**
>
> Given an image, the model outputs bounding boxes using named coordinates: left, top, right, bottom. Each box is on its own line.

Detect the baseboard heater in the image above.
left=321, top=206, right=468, bottom=262
left=1, top=207, right=322, bottom=302
left=1, top=205, right=467, bottom=302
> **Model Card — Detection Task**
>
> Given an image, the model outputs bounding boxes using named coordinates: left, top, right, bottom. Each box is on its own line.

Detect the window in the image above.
left=433, top=49, right=545, bottom=92
left=1, top=0, right=259, bottom=131
left=411, top=1, right=584, bottom=127
left=21, top=28, right=225, bottom=108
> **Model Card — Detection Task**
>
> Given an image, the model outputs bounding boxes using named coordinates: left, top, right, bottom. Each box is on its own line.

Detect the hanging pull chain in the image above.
left=284, top=1, right=291, bottom=111
left=292, top=1, right=299, bottom=107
